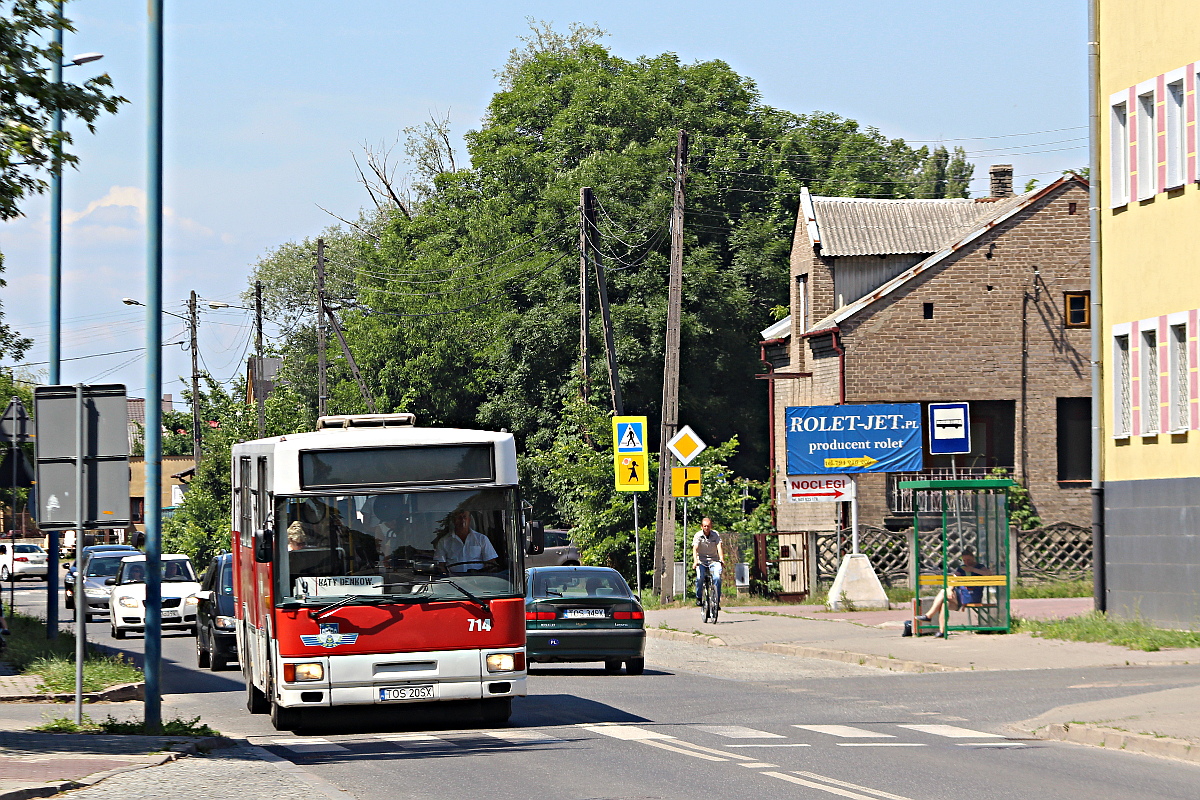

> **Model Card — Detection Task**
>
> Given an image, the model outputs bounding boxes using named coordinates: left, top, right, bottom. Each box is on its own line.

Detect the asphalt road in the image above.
left=8, top=581, right=1200, bottom=800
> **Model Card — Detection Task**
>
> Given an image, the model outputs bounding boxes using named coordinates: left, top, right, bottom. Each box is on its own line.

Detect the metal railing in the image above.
left=887, top=467, right=1012, bottom=514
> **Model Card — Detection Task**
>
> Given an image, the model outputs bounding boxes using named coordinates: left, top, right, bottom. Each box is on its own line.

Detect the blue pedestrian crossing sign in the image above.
left=615, top=419, right=646, bottom=453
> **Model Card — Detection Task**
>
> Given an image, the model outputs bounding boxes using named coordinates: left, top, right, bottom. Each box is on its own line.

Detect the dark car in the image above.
left=524, top=529, right=581, bottom=568
left=64, top=545, right=138, bottom=610
left=525, top=566, right=645, bottom=674
left=195, top=553, right=237, bottom=671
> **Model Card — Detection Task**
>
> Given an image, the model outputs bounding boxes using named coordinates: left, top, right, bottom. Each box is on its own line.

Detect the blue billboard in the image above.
left=785, top=404, right=923, bottom=475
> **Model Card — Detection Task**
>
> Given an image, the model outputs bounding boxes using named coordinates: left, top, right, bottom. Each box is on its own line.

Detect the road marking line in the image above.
left=793, top=770, right=918, bottom=800
left=658, top=739, right=755, bottom=760
left=695, top=725, right=786, bottom=739
left=955, top=742, right=1026, bottom=748
left=484, top=730, right=561, bottom=743
left=897, top=724, right=1003, bottom=738
left=376, top=734, right=442, bottom=742
left=581, top=724, right=674, bottom=740
left=835, top=743, right=926, bottom=747
left=638, top=739, right=726, bottom=761
left=762, top=772, right=915, bottom=800
left=272, top=738, right=349, bottom=753
left=794, top=725, right=895, bottom=738
left=728, top=743, right=812, bottom=748
left=739, top=762, right=778, bottom=768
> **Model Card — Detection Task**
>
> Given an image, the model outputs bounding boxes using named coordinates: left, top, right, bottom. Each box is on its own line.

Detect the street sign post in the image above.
left=785, top=474, right=855, bottom=503
left=612, top=416, right=649, bottom=594
left=666, top=425, right=707, bottom=466
left=928, top=402, right=971, bottom=456
left=0, top=397, right=31, bottom=631
left=671, top=467, right=701, bottom=497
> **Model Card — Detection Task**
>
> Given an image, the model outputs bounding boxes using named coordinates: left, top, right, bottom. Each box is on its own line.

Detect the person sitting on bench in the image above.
left=918, top=547, right=992, bottom=636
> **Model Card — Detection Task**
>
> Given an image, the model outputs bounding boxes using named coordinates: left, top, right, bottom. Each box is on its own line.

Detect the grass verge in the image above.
left=1015, top=611, right=1200, bottom=651
left=2, top=611, right=143, bottom=692
left=32, top=713, right=219, bottom=736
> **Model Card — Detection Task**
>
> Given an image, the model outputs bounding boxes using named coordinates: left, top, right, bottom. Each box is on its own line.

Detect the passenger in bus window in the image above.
left=435, top=510, right=499, bottom=573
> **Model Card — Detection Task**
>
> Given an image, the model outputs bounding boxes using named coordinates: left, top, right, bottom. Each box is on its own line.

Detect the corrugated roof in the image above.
left=811, top=194, right=1027, bottom=257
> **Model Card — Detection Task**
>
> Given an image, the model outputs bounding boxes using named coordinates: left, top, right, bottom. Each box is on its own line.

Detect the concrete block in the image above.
left=827, top=554, right=890, bottom=611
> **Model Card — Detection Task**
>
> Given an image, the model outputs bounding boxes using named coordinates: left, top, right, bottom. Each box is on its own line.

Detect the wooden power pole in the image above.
left=254, top=280, right=265, bottom=438
left=316, top=238, right=328, bottom=418
left=654, top=130, right=688, bottom=601
left=188, top=290, right=202, bottom=466
left=582, top=187, right=624, bottom=416
left=578, top=190, right=591, bottom=404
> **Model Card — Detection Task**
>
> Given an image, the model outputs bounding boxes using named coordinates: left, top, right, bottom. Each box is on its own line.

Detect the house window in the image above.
left=1167, top=80, right=1185, bottom=188
left=1171, top=323, right=1188, bottom=431
left=1056, top=398, right=1091, bottom=482
left=922, top=302, right=934, bottom=320
left=1142, top=329, right=1159, bottom=434
left=1114, top=334, right=1131, bottom=436
left=1136, top=91, right=1156, bottom=200
left=1111, top=102, right=1129, bottom=206
left=1065, top=292, right=1091, bottom=328
left=796, top=274, right=809, bottom=332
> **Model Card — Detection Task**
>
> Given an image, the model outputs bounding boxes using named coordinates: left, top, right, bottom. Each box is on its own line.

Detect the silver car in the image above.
left=525, top=529, right=581, bottom=568
left=74, top=552, right=133, bottom=621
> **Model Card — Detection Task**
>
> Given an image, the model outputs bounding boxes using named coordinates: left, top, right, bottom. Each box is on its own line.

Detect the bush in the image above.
left=1, top=612, right=143, bottom=691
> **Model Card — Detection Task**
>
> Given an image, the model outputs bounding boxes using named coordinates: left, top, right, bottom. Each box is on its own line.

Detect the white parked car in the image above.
left=0, top=542, right=48, bottom=581
left=107, top=554, right=201, bottom=639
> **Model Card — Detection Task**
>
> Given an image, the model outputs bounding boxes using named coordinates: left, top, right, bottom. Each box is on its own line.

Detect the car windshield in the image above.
left=85, top=556, right=125, bottom=578
left=276, top=487, right=522, bottom=604
left=530, top=571, right=631, bottom=599
left=163, top=560, right=197, bottom=582
left=219, top=562, right=233, bottom=595
left=14, top=544, right=41, bottom=554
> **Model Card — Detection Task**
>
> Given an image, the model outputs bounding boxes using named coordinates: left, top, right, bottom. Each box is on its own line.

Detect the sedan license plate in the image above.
left=379, top=685, right=438, bottom=702
left=563, top=608, right=606, bottom=619
left=162, top=610, right=181, bottom=619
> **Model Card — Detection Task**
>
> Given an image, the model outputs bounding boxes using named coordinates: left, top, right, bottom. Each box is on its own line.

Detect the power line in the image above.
left=9, top=340, right=187, bottom=368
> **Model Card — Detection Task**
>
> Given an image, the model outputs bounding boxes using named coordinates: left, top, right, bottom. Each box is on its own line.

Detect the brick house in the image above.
left=761, top=167, right=1091, bottom=590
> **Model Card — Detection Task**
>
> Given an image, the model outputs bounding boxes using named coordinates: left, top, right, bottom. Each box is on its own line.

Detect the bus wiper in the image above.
left=435, top=578, right=487, bottom=609
left=310, top=594, right=388, bottom=620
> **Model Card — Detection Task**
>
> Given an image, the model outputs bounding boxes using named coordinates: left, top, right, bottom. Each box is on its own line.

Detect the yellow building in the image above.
left=1098, top=1, right=1200, bottom=626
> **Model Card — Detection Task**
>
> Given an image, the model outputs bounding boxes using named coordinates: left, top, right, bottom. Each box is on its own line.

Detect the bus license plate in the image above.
left=379, top=685, right=438, bottom=702
left=564, top=609, right=605, bottom=618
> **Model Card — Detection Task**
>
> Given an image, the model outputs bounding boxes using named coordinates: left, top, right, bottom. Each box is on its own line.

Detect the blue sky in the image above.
left=0, top=0, right=1087, bottom=398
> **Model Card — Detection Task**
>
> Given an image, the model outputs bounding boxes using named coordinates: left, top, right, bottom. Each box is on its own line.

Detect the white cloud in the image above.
left=64, top=185, right=217, bottom=241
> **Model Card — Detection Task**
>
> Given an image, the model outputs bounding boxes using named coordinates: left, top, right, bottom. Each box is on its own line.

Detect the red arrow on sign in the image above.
left=791, top=490, right=844, bottom=499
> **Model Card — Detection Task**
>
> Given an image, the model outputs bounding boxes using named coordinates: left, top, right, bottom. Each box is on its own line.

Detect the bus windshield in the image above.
left=275, top=487, right=522, bottom=604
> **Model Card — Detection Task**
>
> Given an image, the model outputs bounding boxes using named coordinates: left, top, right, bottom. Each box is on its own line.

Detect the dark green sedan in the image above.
left=525, top=566, right=646, bottom=674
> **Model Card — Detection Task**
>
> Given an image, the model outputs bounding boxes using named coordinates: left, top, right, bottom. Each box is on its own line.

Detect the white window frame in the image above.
left=1166, top=70, right=1186, bottom=190
left=1169, top=314, right=1189, bottom=432
left=1112, top=325, right=1132, bottom=438
left=1140, top=322, right=1160, bottom=435
left=1110, top=95, right=1129, bottom=207
left=1136, top=84, right=1157, bottom=201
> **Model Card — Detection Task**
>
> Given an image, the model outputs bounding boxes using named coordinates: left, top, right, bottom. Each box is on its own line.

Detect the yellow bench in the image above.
left=913, top=574, right=1007, bottom=634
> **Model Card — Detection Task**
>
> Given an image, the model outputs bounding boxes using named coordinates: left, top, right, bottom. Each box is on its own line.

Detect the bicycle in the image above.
left=698, top=562, right=721, bottom=624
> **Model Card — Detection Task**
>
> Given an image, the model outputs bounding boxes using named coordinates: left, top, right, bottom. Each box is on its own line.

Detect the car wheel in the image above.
left=112, top=625, right=126, bottom=640
left=479, top=697, right=512, bottom=725
left=209, top=634, right=227, bottom=671
left=246, top=679, right=270, bottom=715
left=271, top=701, right=303, bottom=732
left=0, top=566, right=8, bottom=581
left=65, top=594, right=74, bottom=611
left=604, top=659, right=623, bottom=674
left=196, top=631, right=210, bottom=668
left=625, top=658, right=645, bottom=675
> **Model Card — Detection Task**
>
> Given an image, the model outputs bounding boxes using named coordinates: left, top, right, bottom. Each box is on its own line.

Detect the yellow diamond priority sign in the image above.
left=666, top=425, right=707, bottom=466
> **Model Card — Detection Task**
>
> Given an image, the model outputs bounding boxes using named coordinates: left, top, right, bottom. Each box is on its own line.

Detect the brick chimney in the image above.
left=989, top=164, right=1014, bottom=198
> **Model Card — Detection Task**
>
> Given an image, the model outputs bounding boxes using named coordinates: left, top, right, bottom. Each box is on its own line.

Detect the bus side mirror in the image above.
left=525, top=521, right=544, bottom=556
left=254, top=529, right=274, bottom=563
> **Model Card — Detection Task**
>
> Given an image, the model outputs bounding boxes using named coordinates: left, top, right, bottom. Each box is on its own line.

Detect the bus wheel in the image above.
left=246, top=680, right=270, bottom=715
left=480, top=697, right=512, bottom=725
left=271, top=702, right=303, bottom=732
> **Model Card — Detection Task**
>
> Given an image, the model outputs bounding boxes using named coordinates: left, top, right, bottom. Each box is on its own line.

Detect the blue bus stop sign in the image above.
left=928, top=402, right=971, bottom=455
left=785, top=404, right=923, bottom=475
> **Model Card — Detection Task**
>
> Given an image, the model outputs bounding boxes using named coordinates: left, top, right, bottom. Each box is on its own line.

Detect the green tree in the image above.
left=912, top=145, right=973, bottom=199
left=0, top=253, right=32, bottom=362
left=0, top=0, right=126, bottom=220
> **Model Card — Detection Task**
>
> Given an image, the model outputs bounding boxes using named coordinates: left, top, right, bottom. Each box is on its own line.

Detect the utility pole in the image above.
left=583, top=187, right=624, bottom=417
left=188, top=290, right=201, bottom=466
left=654, top=130, right=688, bottom=601
left=316, top=238, right=328, bottom=417
left=323, top=304, right=377, bottom=413
left=578, top=190, right=590, bottom=404
left=254, top=280, right=265, bottom=437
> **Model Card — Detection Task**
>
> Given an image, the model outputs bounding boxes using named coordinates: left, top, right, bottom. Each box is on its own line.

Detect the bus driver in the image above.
left=435, top=510, right=499, bottom=574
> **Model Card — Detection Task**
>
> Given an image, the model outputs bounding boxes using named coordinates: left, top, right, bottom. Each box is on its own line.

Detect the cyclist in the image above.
left=692, top=517, right=724, bottom=609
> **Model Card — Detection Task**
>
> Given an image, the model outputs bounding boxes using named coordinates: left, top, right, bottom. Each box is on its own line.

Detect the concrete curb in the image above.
left=1015, top=722, right=1200, bottom=765
left=0, top=682, right=144, bottom=703
left=758, top=642, right=963, bottom=673
left=249, top=744, right=359, bottom=799
left=646, top=628, right=727, bottom=647
left=0, top=735, right=231, bottom=800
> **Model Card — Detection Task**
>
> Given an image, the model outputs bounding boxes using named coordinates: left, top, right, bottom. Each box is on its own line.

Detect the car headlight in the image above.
left=284, top=663, right=324, bottom=682
left=214, top=615, right=236, bottom=631
left=486, top=652, right=525, bottom=672
left=118, top=596, right=140, bottom=609
left=185, top=595, right=200, bottom=606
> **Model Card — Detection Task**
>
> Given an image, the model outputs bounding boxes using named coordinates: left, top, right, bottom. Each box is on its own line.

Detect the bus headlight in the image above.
left=284, top=663, right=324, bottom=682
left=486, top=652, right=525, bottom=672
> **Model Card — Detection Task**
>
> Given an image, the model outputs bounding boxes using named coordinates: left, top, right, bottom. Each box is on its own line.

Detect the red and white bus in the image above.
left=232, top=413, right=542, bottom=731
